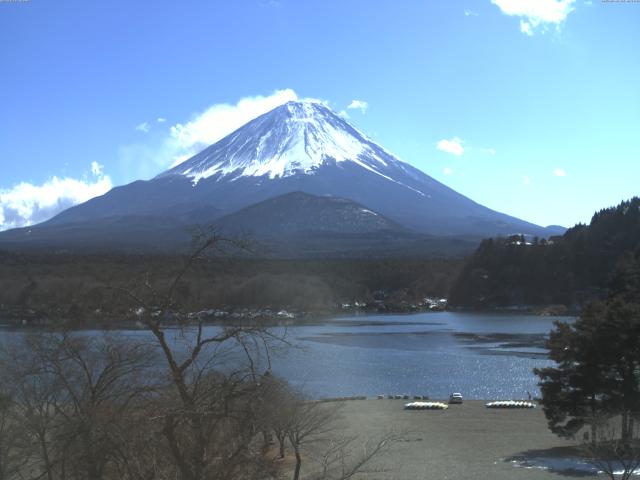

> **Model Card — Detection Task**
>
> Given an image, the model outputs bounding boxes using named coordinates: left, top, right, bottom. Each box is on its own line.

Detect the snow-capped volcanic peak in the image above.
left=161, top=101, right=404, bottom=183
left=5, top=101, right=556, bottom=247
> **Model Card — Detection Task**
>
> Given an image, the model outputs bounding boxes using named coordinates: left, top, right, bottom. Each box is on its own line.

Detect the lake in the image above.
left=0, top=311, right=570, bottom=400
left=269, top=311, right=569, bottom=400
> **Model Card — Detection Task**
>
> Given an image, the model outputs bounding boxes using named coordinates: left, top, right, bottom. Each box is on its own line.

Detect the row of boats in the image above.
left=378, top=394, right=430, bottom=400
left=404, top=399, right=537, bottom=410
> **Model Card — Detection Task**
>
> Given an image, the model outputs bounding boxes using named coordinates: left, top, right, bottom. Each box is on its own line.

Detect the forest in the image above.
left=449, top=197, right=640, bottom=309
left=0, top=249, right=463, bottom=327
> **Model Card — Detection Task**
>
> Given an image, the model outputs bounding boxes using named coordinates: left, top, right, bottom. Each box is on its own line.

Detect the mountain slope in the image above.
left=213, top=191, right=476, bottom=258
left=215, top=191, right=405, bottom=235
left=0, top=100, right=562, bottom=253
left=0, top=215, right=194, bottom=252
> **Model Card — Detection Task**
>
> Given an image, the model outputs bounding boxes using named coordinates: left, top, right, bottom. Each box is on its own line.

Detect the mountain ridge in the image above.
left=158, top=101, right=409, bottom=184
left=215, top=191, right=407, bottom=235
left=0, top=100, right=565, bottom=253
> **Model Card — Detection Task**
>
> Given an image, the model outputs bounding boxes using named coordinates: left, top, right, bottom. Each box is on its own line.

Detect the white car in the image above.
left=449, top=393, right=463, bottom=404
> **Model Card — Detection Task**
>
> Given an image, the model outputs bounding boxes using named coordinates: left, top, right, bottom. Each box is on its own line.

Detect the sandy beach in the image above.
left=305, top=399, right=585, bottom=480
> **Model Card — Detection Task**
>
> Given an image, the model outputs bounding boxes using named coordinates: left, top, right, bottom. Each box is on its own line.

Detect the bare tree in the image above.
left=252, top=376, right=403, bottom=480
left=256, top=376, right=296, bottom=459
left=0, top=390, right=30, bottom=480
left=0, top=332, right=155, bottom=480
left=283, top=395, right=403, bottom=480
left=311, top=432, right=403, bottom=480
left=286, top=398, right=340, bottom=480
left=112, top=231, right=285, bottom=480
left=0, top=337, right=62, bottom=480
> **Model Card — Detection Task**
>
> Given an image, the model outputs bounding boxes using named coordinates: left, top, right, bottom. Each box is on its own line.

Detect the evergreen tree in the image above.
left=535, top=302, right=610, bottom=441
left=535, top=254, right=640, bottom=445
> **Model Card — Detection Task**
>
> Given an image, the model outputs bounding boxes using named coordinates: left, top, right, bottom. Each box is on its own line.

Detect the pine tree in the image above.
left=535, top=254, right=640, bottom=445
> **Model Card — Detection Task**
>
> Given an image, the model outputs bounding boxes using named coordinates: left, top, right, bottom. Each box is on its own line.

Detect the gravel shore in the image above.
left=314, top=399, right=582, bottom=480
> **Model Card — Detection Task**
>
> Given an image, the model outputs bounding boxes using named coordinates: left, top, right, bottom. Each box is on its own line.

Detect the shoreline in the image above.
left=314, top=395, right=540, bottom=403
left=0, top=306, right=575, bottom=331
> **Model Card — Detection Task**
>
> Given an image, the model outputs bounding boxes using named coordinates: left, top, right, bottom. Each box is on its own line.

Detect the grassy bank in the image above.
left=305, top=399, right=578, bottom=480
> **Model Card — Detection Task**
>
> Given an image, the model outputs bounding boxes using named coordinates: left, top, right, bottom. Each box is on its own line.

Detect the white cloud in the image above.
left=0, top=164, right=112, bottom=231
left=484, top=147, right=496, bottom=155
left=464, top=9, right=479, bottom=16
left=522, top=175, right=531, bottom=185
left=157, top=117, right=166, bottom=123
left=135, top=122, right=151, bottom=133
left=520, top=20, right=533, bottom=35
left=115, top=89, right=301, bottom=179
left=90, top=161, right=104, bottom=176
left=553, top=168, right=566, bottom=177
left=168, top=89, right=298, bottom=167
left=443, top=167, right=453, bottom=175
left=347, top=100, right=368, bottom=113
left=338, top=110, right=350, bottom=119
left=436, top=137, right=465, bottom=156
left=492, top=0, right=576, bottom=35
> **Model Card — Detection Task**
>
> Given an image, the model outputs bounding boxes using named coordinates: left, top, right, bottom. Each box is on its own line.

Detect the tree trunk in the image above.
left=163, top=416, right=193, bottom=480
left=85, top=429, right=102, bottom=480
left=38, top=432, right=54, bottom=480
left=190, top=413, right=208, bottom=480
left=622, top=410, right=630, bottom=450
left=293, top=447, right=302, bottom=480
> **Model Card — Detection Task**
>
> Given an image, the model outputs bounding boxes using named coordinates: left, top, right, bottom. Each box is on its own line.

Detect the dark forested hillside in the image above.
left=0, top=251, right=463, bottom=326
left=449, top=197, right=640, bottom=309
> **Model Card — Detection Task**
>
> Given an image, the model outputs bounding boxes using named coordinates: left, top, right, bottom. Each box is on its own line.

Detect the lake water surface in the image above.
left=269, top=311, right=569, bottom=400
left=1, top=311, right=570, bottom=400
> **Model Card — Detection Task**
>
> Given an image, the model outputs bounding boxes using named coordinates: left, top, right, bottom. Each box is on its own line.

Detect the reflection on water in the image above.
left=270, top=311, right=570, bottom=400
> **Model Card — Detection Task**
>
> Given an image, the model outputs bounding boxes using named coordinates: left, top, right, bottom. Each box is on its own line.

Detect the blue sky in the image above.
left=1, top=0, right=639, bottom=230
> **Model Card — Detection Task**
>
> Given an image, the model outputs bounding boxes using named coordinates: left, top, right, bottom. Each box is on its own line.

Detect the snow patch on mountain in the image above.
left=360, top=208, right=378, bottom=216
left=160, top=101, right=425, bottom=196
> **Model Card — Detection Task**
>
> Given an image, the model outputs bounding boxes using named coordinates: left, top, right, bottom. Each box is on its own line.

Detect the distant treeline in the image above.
left=449, top=197, right=640, bottom=309
left=0, top=251, right=463, bottom=325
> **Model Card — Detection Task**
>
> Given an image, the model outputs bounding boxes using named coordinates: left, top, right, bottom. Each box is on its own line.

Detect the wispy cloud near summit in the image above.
left=117, top=89, right=301, bottom=179
left=347, top=100, right=368, bottom=113
left=436, top=137, right=465, bottom=156
left=169, top=89, right=298, bottom=167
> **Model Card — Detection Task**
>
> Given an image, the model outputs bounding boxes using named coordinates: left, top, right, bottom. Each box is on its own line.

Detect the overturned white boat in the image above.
left=404, top=402, right=448, bottom=410
left=485, top=400, right=536, bottom=409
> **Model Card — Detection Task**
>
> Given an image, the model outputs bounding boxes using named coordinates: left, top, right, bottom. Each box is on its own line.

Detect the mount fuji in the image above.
left=0, top=100, right=563, bottom=254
